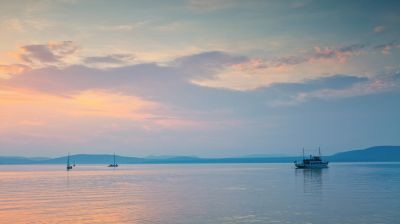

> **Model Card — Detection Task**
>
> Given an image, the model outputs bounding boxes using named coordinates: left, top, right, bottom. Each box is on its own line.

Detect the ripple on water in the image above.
left=0, top=163, right=399, bottom=224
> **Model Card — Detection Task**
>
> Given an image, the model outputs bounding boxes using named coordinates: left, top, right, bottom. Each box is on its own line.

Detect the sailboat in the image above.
left=66, top=153, right=73, bottom=171
left=108, top=153, right=118, bottom=167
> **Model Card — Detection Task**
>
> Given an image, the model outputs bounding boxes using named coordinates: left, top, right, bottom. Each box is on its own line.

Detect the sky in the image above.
left=0, top=0, right=399, bottom=157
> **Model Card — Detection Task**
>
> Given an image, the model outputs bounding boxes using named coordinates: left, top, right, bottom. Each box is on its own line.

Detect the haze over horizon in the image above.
left=1, top=0, right=400, bottom=157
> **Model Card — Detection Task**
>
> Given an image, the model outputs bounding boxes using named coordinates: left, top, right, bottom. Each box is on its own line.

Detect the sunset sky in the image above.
left=0, top=0, right=399, bottom=157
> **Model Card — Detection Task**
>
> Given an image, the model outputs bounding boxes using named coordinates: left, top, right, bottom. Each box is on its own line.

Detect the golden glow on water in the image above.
left=0, top=166, right=178, bottom=224
left=0, top=164, right=399, bottom=224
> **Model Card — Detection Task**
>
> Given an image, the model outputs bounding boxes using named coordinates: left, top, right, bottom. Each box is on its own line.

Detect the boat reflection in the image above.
left=295, top=168, right=328, bottom=194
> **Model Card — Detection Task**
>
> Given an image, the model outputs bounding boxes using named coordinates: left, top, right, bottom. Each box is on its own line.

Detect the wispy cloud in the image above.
left=270, top=73, right=400, bottom=107
left=14, top=41, right=78, bottom=66
left=374, top=40, right=400, bottom=55
left=0, top=64, right=30, bottom=78
left=83, top=54, right=135, bottom=66
left=94, top=21, right=149, bottom=32
left=192, top=44, right=367, bottom=91
left=2, top=18, right=53, bottom=32
left=274, top=44, right=366, bottom=66
left=3, top=42, right=394, bottom=96
left=373, top=25, right=386, bottom=33
left=173, top=51, right=247, bottom=78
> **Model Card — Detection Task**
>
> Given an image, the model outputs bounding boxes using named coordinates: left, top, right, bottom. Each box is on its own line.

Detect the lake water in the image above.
left=0, top=163, right=399, bottom=224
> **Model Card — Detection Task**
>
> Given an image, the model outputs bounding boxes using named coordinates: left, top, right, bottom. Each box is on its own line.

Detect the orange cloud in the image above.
left=0, top=87, right=211, bottom=145
left=0, top=64, right=30, bottom=78
left=0, top=88, right=160, bottom=128
left=69, top=90, right=159, bottom=121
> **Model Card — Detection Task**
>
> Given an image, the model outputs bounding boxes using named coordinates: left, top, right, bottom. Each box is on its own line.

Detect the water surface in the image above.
left=0, top=163, right=399, bottom=223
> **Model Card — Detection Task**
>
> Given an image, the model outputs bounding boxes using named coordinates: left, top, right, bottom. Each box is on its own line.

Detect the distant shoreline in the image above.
left=1, top=146, right=400, bottom=165
left=1, top=161, right=400, bottom=166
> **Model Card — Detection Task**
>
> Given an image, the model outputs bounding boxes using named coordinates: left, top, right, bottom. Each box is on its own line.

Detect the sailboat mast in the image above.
left=114, top=153, right=116, bottom=166
left=67, top=153, right=70, bottom=166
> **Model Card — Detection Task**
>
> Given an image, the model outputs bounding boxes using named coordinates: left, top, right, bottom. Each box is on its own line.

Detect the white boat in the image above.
left=294, top=148, right=328, bottom=169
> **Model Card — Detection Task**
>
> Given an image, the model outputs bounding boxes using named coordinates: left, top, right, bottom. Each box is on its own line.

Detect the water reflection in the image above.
left=1, top=164, right=399, bottom=224
left=295, top=168, right=328, bottom=194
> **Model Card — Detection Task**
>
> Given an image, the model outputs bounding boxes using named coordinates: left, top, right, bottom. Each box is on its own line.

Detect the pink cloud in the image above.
left=374, top=41, right=400, bottom=55
left=373, top=25, right=385, bottom=33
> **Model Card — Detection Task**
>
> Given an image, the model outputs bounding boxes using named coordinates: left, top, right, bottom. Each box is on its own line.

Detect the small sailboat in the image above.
left=66, top=153, right=73, bottom=171
left=294, top=147, right=328, bottom=169
left=108, top=153, right=118, bottom=167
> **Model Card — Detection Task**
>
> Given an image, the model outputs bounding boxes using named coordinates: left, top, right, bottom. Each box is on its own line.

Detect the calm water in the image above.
left=0, top=163, right=399, bottom=224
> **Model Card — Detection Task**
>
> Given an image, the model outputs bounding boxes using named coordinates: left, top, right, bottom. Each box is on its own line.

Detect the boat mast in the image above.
left=302, top=147, right=305, bottom=159
left=319, top=147, right=321, bottom=156
left=67, top=152, right=72, bottom=171
left=67, top=153, right=70, bottom=167
left=113, top=153, right=116, bottom=166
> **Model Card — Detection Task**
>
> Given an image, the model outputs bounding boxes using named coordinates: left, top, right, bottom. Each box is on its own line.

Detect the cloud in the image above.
left=313, top=44, right=365, bottom=61
left=374, top=40, right=400, bottom=55
left=0, top=64, right=30, bottom=78
left=19, top=45, right=58, bottom=63
left=173, top=51, right=247, bottom=79
left=14, top=41, right=78, bottom=66
left=2, top=18, right=53, bottom=32
left=0, top=87, right=212, bottom=141
left=269, top=73, right=400, bottom=107
left=2, top=42, right=400, bottom=155
left=192, top=44, right=367, bottom=91
left=374, top=25, right=385, bottom=33
left=0, top=45, right=376, bottom=103
left=3, top=18, right=24, bottom=32
left=96, top=24, right=136, bottom=31
left=7, top=48, right=243, bottom=96
left=48, top=41, right=77, bottom=55
left=68, top=90, right=161, bottom=121
left=4, top=42, right=369, bottom=93
left=274, top=44, right=366, bottom=66
left=0, top=88, right=147, bottom=144
left=227, top=43, right=366, bottom=70
left=0, top=83, right=243, bottom=154
left=83, top=54, right=135, bottom=65
left=1, top=43, right=398, bottom=109
left=94, top=21, right=149, bottom=32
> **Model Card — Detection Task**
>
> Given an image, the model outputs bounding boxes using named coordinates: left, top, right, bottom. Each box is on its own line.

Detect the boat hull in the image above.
left=295, top=162, right=328, bottom=169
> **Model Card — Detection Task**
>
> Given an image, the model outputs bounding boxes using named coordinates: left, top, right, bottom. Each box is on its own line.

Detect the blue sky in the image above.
left=0, top=0, right=399, bottom=156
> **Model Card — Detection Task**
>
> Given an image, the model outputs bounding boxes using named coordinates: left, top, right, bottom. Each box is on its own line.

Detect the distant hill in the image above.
left=328, top=146, right=400, bottom=162
left=42, top=154, right=147, bottom=164
left=0, top=146, right=399, bottom=165
left=0, top=156, right=50, bottom=164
